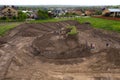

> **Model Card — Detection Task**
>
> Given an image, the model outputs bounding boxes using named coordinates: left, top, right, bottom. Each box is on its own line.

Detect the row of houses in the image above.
left=48, top=8, right=96, bottom=17
left=70, top=8, right=120, bottom=17
left=0, top=6, right=120, bottom=19
left=60, top=8, right=120, bottom=17
left=0, top=6, right=38, bottom=19
left=49, top=8, right=120, bottom=17
left=0, top=6, right=97, bottom=19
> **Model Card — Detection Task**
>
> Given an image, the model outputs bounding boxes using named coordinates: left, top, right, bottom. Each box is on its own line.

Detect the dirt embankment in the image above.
left=0, top=20, right=120, bottom=80
left=94, top=16, right=120, bottom=21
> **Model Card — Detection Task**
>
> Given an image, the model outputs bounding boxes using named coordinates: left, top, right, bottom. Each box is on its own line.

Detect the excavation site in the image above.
left=0, top=20, right=120, bottom=80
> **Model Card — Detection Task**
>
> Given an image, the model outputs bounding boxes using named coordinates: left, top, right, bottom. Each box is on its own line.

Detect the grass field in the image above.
left=29, top=18, right=74, bottom=23
left=0, top=17, right=120, bottom=36
left=0, top=22, right=21, bottom=36
left=30, top=17, right=120, bottom=32
left=75, top=17, right=120, bottom=32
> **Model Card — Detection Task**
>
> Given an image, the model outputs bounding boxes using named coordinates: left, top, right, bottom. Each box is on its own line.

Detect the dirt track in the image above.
left=94, top=16, right=120, bottom=21
left=0, top=20, right=120, bottom=80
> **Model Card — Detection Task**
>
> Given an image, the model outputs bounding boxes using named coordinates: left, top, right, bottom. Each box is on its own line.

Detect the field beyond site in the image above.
left=76, top=17, right=120, bottom=32
left=0, top=17, right=120, bottom=36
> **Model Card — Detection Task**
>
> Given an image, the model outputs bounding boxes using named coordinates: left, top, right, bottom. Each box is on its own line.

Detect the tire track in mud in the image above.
left=0, top=44, right=16, bottom=80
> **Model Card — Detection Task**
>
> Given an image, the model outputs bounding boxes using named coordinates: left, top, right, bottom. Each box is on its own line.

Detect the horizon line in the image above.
left=0, top=4, right=120, bottom=6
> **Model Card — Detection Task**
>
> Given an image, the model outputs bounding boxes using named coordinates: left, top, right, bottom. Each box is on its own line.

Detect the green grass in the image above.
left=29, top=18, right=74, bottom=23
left=75, top=17, right=120, bottom=32
left=0, top=23, right=21, bottom=36
left=67, top=26, right=78, bottom=35
left=30, top=17, right=120, bottom=32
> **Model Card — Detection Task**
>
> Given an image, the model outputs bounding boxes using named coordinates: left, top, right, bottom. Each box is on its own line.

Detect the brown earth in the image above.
left=0, top=20, right=120, bottom=80
left=94, top=16, right=120, bottom=21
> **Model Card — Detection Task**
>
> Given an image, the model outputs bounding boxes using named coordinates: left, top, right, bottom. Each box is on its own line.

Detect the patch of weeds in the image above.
left=66, top=26, right=78, bottom=35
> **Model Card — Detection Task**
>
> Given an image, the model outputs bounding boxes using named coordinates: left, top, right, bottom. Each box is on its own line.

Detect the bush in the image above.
left=12, top=16, right=17, bottom=20
left=18, top=11, right=27, bottom=21
left=37, top=9, right=50, bottom=20
left=0, top=17, right=7, bottom=20
left=66, top=26, right=78, bottom=35
left=103, top=13, right=111, bottom=17
left=64, top=12, right=78, bottom=17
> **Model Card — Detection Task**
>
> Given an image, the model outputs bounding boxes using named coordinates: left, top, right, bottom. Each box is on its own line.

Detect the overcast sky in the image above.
left=0, top=0, right=120, bottom=6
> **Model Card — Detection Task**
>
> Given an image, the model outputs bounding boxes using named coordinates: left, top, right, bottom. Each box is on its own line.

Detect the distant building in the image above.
left=68, top=9, right=83, bottom=16
left=22, top=10, right=38, bottom=19
left=102, top=8, right=120, bottom=17
left=0, top=11, right=2, bottom=17
left=48, top=10, right=54, bottom=17
left=1, top=6, right=18, bottom=18
left=1, top=6, right=17, bottom=17
left=85, top=10, right=95, bottom=16
left=52, top=8, right=66, bottom=17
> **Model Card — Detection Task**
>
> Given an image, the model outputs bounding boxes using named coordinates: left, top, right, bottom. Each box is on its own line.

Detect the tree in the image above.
left=0, top=17, right=7, bottom=20
left=95, top=10, right=102, bottom=15
left=18, top=11, right=27, bottom=21
left=103, top=13, right=111, bottom=17
left=12, top=16, right=17, bottom=20
left=37, top=9, right=50, bottom=20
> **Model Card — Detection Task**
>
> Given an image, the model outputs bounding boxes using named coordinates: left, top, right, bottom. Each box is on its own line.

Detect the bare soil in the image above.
left=94, top=16, right=120, bottom=21
left=0, top=20, right=120, bottom=80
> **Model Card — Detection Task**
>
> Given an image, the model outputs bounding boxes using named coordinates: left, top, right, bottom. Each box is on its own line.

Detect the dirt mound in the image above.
left=0, top=20, right=120, bottom=80
left=94, top=16, right=120, bottom=21
left=14, top=20, right=79, bottom=37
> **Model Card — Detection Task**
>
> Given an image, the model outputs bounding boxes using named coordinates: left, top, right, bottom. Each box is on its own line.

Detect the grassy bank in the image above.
left=75, top=17, right=120, bottom=32
left=0, top=22, right=21, bottom=36
left=29, top=18, right=74, bottom=23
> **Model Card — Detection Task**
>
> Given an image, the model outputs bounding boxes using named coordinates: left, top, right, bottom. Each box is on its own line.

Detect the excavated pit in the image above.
left=32, top=33, right=91, bottom=59
left=0, top=20, right=120, bottom=80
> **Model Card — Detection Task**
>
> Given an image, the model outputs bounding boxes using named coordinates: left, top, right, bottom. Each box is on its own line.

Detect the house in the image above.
left=52, top=8, right=66, bottom=17
left=68, top=9, right=83, bottom=16
left=74, top=10, right=82, bottom=16
left=0, top=11, right=2, bottom=17
left=22, top=10, right=38, bottom=19
left=48, top=10, right=54, bottom=17
left=0, top=7, right=2, bottom=17
left=1, top=6, right=18, bottom=18
left=102, top=8, right=120, bottom=17
left=85, top=10, right=95, bottom=16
